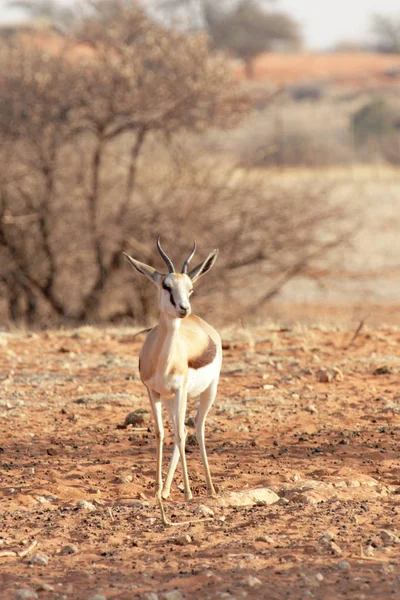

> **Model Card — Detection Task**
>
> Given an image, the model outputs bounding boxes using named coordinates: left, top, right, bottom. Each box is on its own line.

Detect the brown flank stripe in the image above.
left=188, top=336, right=217, bottom=370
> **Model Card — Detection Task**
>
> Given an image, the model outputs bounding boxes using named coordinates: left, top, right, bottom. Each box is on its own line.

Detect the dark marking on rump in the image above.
left=188, top=336, right=217, bottom=370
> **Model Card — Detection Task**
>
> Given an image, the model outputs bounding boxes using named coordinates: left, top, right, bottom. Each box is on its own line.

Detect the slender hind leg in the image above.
left=195, top=376, right=219, bottom=496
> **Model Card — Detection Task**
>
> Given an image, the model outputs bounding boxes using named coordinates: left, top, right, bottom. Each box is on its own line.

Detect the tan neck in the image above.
left=156, top=312, right=182, bottom=374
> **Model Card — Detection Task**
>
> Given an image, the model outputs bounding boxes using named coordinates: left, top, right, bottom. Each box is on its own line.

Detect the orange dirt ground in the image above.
left=0, top=323, right=399, bottom=599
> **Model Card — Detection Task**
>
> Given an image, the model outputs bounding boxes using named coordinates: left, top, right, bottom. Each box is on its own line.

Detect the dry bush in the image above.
left=0, top=3, right=245, bottom=326
left=0, top=2, right=351, bottom=327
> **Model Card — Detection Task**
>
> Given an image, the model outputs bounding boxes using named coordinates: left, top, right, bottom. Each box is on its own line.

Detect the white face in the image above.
left=159, top=273, right=193, bottom=319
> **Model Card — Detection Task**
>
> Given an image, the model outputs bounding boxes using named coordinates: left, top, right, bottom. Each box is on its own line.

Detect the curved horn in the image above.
left=157, top=236, right=175, bottom=273
left=181, top=241, right=196, bottom=274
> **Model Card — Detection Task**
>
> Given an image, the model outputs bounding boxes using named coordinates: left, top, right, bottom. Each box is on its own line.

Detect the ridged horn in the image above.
left=156, top=236, right=175, bottom=273
left=181, top=241, right=196, bottom=274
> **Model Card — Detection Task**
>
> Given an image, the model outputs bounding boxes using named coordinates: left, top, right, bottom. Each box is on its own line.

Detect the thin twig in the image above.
left=18, top=540, right=38, bottom=558
left=346, top=314, right=370, bottom=349
left=0, top=551, right=17, bottom=558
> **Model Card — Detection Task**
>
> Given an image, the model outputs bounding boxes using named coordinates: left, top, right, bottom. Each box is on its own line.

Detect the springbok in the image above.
left=124, top=237, right=222, bottom=525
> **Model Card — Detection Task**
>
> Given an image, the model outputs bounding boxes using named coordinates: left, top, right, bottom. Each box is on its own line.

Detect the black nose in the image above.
left=179, top=304, right=189, bottom=312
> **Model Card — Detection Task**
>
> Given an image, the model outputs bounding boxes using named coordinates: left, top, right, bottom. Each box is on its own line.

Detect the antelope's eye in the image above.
left=162, top=281, right=170, bottom=291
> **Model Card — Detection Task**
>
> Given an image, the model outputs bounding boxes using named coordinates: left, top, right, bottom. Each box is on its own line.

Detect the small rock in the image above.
left=116, top=474, right=133, bottom=484
left=29, top=552, right=49, bottom=566
left=61, top=544, right=78, bottom=555
left=214, top=488, right=279, bottom=507
left=76, top=500, right=96, bottom=511
left=186, top=434, right=198, bottom=447
left=380, top=529, right=400, bottom=546
left=364, top=545, right=374, bottom=557
left=243, top=575, right=262, bottom=587
left=142, top=593, right=159, bottom=600
left=320, top=537, right=342, bottom=556
left=277, top=497, right=290, bottom=506
left=317, top=369, right=332, bottom=383
left=185, top=416, right=195, bottom=427
left=255, top=534, right=275, bottom=544
left=16, top=590, right=38, bottom=600
left=332, top=367, right=344, bottom=381
left=88, top=595, right=107, bottom=600
left=36, top=584, right=55, bottom=592
left=170, top=534, right=192, bottom=546
left=304, top=404, right=318, bottom=414
left=337, top=560, right=351, bottom=570
left=124, top=409, right=149, bottom=427
left=162, top=591, right=184, bottom=600
left=194, top=504, right=214, bottom=517
left=315, top=573, right=324, bottom=582
left=373, top=366, right=392, bottom=376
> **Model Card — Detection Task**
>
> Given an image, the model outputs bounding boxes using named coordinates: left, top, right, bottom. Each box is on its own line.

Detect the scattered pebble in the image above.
left=380, top=529, right=400, bottom=546
left=373, top=365, right=392, bottom=376
left=194, top=504, right=214, bottom=517
left=243, top=575, right=262, bottom=587
left=142, top=593, right=159, bottom=600
left=186, top=434, right=198, bottom=447
left=124, top=409, right=149, bottom=427
left=29, top=552, right=49, bottom=566
left=332, top=367, right=344, bottom=381
left=169, top=534, right=192, bottom=546
left=77, top=500, right=96, bottom=511
left=61, top=544, right=79, bottom=555
left=88, top=595, right=107, bottom=600
left=162, top=591, right=184, bottom=600
left=255, top=535, right=275, bottom=544
left=317, top=369, right=332, bottom=383
left=337, top=560, right=351, bottom=570
left=36, top=583, right=55, bottom=592
left=364, top=545, right=374, bottom=557
left=319, top=536, right=342, bottom=556
left=304, top=404, right=318, bottom=414
left=116, top=474, right=133, bottom=484
left=16, top=590, right=38, bottom=600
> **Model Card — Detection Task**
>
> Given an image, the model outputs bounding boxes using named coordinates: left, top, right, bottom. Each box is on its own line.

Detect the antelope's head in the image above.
left=124, top=237, right=218, bottom=319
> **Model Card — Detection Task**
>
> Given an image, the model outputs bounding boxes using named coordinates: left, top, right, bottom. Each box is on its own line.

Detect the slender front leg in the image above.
left=147, top=389, right=164, bottom=499
left=174, top=385, right=192, bottom=501
left=196, top=377, right=219, bottom=497
left=162, top=428, right=187, bottom=499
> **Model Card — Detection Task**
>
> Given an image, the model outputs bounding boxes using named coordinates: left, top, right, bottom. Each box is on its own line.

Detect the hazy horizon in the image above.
left=0, top=0, right=399, bottom=50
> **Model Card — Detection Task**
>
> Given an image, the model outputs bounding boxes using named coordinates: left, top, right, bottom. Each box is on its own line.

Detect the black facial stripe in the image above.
left=169, top=291, right=176, bottom=307
left=162, top=279, right=176, bottom=307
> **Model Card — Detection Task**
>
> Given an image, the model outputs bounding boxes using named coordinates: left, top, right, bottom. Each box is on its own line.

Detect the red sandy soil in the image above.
left=0, top=323, right=399, bottom=599
left=232, top=52, right=400, bottom=86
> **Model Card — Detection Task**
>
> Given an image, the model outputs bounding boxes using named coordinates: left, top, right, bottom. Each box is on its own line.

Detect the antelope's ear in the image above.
left=188, top=249, right=218, bottom=283
left=123, top=253, right=162, bottom=284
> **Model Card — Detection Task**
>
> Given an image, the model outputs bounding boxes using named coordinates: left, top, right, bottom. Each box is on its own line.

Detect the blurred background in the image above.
left=0, top=0, right=400, bottom=328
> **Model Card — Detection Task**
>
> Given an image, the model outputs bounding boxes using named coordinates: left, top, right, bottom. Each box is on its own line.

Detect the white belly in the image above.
left=187, top=354, right=221, bottom=398
left=143, top=352, right=222, bottom=399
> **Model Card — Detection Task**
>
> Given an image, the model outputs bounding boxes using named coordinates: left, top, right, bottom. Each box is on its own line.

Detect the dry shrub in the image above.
left=0, top=3, right=351, bottom=327
left=0, top=3, right=245, bottom=326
